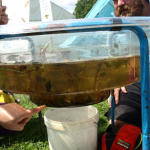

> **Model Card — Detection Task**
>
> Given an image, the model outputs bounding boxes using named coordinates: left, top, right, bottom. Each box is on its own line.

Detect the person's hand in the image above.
left=0, top=6, right=9, bottom=25
left=108, top=87, right=127, bottom=108
left=0, top=103, right=46, bottom=131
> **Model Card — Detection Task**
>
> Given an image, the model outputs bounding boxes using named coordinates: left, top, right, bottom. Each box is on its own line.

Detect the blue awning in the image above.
left=60, top=0, right=115, bottom=48
left=85, top=0, right=114, bottom=18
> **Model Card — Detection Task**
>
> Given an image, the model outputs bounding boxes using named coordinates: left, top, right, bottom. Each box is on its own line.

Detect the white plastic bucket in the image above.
left=44, top=106, right=99, bottom=150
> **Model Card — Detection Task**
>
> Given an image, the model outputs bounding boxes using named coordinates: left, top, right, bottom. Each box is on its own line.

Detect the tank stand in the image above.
left=38, top=111, right=46, bottom=137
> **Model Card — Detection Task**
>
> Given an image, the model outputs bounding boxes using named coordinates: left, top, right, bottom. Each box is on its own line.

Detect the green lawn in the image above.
left=0, top=94, right=109, bottom=150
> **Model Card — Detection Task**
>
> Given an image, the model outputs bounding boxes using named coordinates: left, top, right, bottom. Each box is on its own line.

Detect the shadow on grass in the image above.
left=98, top=115, right=109, bottom=133
left=0, top=117, right=49, bottom=150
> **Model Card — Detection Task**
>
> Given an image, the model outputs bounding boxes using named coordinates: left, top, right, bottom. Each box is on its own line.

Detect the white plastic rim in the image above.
left=44, top=105, right=99, bottom=131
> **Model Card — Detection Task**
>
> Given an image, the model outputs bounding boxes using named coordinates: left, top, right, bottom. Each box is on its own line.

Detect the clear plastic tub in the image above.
left=0, top=17, right=149, bottom=106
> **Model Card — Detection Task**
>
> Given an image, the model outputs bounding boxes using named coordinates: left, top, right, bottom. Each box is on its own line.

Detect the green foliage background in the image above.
left=74, top=0, right=97, bottom=18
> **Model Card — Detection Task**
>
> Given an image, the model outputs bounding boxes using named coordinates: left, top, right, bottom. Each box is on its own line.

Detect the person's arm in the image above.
left=0, top=6, right=8, bottom=25
left=0, top=103, right=46, bottom=131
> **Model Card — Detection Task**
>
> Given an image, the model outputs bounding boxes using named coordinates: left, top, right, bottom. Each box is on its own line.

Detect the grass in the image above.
left=0, top=94, right=109, bottom=150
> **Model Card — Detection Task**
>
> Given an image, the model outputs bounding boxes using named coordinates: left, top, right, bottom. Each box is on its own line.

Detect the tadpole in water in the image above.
left=45, top=80, right=51, bottom=92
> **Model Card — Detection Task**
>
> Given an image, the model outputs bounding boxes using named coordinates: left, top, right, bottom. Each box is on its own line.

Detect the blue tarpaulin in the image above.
left=85, top=0, right=115, bottom=18
left=60, top=0, right=115, bottom=48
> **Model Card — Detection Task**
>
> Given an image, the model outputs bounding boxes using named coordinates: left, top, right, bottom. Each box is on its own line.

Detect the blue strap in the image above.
left=111, top=95, right=115, bottom=125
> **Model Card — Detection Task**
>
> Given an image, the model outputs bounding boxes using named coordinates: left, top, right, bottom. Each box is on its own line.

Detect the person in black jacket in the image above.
left=106, top=0, right=150, bottom=127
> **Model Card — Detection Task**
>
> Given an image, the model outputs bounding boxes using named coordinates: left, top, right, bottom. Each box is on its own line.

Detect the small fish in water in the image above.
left=40, top=48, right=46, bottom=56
left=40, top=48, right=46, bottom=61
